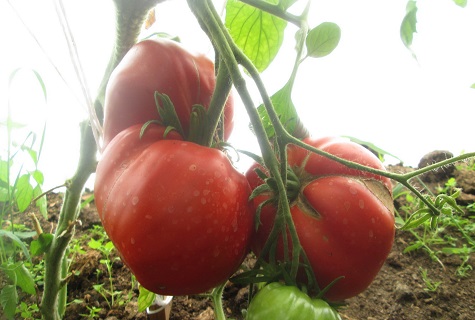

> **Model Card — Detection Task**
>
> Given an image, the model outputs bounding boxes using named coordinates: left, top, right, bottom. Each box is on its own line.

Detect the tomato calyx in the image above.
left=153, top=92, right=186, bottom=137
left=146, top=91, right=222, bottom=146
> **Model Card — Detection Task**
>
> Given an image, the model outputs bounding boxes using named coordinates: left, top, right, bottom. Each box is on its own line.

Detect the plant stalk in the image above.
left=188, top=0, right=304, bottom=281
left=40, top=1, right=161, bottom=319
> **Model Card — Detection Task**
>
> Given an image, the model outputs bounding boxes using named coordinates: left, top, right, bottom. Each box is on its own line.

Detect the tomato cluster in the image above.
left=94, top=38, right=395, bottom=309
left=95, top=39, right=251, bottom=295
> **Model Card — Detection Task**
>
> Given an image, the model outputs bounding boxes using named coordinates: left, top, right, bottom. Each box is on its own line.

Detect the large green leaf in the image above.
left=225, top=0, right=287, bottom=72
left=400, top=0, right=418, bottom=50
left=306, top=22, right=341, bottom=58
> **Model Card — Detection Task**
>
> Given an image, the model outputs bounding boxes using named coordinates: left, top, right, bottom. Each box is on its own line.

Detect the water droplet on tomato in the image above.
left=359, top=199, right=365, bottom=209
left=189, top=164, right=197, bottom=171
left=132, top=196, right=139, bottom=205
left=349, top=186, right=357, bottom=195
left=130, top=238, right=135, bottom=244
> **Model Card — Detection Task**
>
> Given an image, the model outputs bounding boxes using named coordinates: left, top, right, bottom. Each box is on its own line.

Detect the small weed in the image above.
left=80, top=305, right=102, bottom=318
left=420, top=267, right=442, bottom=292
left=396, top=177, right=475, bottom=278
left=86, top=225, right=131, bottom=308
left=16, top=301, right=40, bottom=319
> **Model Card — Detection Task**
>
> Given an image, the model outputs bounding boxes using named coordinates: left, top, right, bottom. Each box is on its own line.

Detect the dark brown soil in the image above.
left=2, top=152, right=475, bottom=319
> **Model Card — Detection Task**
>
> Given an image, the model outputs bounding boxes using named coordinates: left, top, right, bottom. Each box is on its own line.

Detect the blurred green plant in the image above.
left=0, top=68, right=49, bottom=319
left=395, top=177, right=475, bottom=278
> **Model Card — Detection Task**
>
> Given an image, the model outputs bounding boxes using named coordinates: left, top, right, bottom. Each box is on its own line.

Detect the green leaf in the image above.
left=0, top=120, right=27, bottom=130
left=0, top=159, right=9, bottom=184
left=452, top=0, right=467, bottom=7
left=0, top=230, right=31, bottom=261
left=30, top=233, right=53, bottom=256
left=14, top=174, right=34, bottom=213
left=138, top=286, right=156, bottom=312
left=0, top=186, right=9, bottom=202
left=257, top=81, right=298, bottom=139
left=306, top=22, right=341, bottom=58
left=32, top=170, right=44, bottom=185
left=343, top=136, right=403, bottom=163
left=280, top=0, right=298, bottom=9
left=400, top=0, right=418, bottom=51
left=12, top=262, right=36, bottom=295
left=11, top=231, right=37, bottom=239
left=33, top=184, right=47, bottom=219
left=25, top=147, right=38, bottom=166
left=225, top=0, right=287, bottom=72
left=88, top=238, right=102, bottom=250
left=0, top=284, right=18, bottom=319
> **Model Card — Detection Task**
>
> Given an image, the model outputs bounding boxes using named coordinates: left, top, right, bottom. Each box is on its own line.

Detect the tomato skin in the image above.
left=246, top=283, right=341, bottom=320
left=102, top=38, right=234, bottom=149
left=94, top=124, right=253, bottom=295
left=248, top=137, right=395, bottom=301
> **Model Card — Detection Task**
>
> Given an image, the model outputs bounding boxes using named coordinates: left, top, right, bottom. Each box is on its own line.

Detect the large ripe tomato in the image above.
left=94, top=124, right=253, bottom=295
left=247, top=137, right=395, bottom=301
left=102, top=38, right=234, bottom=149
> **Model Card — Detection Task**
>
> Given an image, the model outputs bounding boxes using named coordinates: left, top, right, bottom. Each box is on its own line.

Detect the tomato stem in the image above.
left=188, top=0, right=314, bottom=288
left=203, top=57, right=233, bottom=147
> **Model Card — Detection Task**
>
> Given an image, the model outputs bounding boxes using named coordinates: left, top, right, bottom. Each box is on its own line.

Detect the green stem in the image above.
left=40, top=1, right=160, bottom=319
left=187, top=0, right=304, bottom=281
left=239, top=0, right=303, bottom=27
left=210, top=282, right=227, bottom=320
left=41, top=121, right=97, bottom=320
left=203, top=57, right=233, bottom=147
left=96, top=0, right=164, bottom=107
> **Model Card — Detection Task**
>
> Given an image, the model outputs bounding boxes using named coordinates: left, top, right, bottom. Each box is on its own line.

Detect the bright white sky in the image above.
left=1, top=0, right=475, bottom=190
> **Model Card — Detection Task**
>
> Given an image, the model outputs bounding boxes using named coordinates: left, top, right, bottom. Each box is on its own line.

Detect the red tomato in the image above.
left=102, top=38, right=234, bottom=149
left=248, top=137, right=395, bottom=301
left=94, top=124, right=253, bottom=295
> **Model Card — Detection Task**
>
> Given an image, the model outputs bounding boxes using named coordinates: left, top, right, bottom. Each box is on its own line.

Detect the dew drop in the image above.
left=189, top=164, right=197, bottom=171
left=359, top=199, right=365, bottom=209
left=132, top=196, right=139, bottom=205
left=130, top=238, right=135, bottom=245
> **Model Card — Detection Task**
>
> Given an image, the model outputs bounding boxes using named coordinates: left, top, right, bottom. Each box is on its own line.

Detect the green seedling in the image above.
left=420, top=267, right=442, bottom=292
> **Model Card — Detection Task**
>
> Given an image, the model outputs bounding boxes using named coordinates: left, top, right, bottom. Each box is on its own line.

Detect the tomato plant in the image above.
left=102, top=38, right=234, bottom=148
left=94, top=123, right=253, bottom=295
left=247, top=137, right=395, bottom=301
left=246, top=282, right=341, bottom=320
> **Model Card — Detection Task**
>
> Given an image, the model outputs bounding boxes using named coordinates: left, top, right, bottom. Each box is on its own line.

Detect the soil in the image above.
left=2, top=151, right=475, bottom=320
